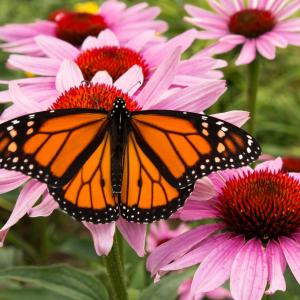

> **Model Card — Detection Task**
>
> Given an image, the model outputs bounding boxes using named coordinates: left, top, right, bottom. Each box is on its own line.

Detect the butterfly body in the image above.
left=109, top=99, right=130, bottom=194
left=0, top=98, right=261, bottom=224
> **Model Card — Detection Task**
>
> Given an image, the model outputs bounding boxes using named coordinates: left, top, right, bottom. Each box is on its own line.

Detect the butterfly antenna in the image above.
left=81, top=80, right=90, bottom=86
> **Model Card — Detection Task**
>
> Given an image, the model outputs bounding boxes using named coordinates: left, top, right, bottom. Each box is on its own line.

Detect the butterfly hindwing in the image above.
left=130, top=110, right=261, bottom=188
left=49, top=131, right=119, bottom=223
left=0, top=109, right=108, bottom=186
left=120, top=131, right=193, bottom=223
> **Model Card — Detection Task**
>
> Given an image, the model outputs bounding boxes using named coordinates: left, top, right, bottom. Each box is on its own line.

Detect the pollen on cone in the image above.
left=75, top=46, right=150, bottom=81
left=216, top=170, right=300, bottom=243
left=51, top=83, right=141, bottom=112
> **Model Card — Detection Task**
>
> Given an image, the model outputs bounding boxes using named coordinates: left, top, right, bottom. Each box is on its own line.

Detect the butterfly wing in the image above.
left=48, top=131, right=119, bottom=223
left=119, top=131, right=193, bottom=223
left=0, top=109, right=108, bottom=186
left=130, top=110, right=261, bottom=188
left=0, top=109, right=119, bottom=223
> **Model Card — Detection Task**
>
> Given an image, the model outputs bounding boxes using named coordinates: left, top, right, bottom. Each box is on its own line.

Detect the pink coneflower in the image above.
left=0, top=0, right=167, bottom=55
left=0, top=48, right=241, bottom=257
left=146, top=221, right=189, bottom=253
left=147, top=158, right=300, bottom=300
left=179, top=278, right=232, bottom=300
left=185, top=0, right=300, bottom=65
left=2, top=28, right=226, bottom=97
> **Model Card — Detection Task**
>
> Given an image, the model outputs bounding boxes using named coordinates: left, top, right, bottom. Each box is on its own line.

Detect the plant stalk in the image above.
left=103, top=236, right=128, bottom=300
left=246, top=57, right=260, bottom=135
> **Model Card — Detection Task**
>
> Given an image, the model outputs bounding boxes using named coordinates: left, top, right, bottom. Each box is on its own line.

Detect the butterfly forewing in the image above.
left=0, top=109, right=108, bottom=186
left=120, top=132, right=193, bottom=223
left=130, top=110, right=261, bottom=188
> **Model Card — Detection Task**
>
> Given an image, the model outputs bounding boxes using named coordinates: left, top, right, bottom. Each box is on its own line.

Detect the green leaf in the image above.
left=0, top=247, right=23, bottom=268
left=0, top=264, right=109, bottom=300
left=139, top=269, right=194, bottom=300
left=0, top=288, right=71, bottom=300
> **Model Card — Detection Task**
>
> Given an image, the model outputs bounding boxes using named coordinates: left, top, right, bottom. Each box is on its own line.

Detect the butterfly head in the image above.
left=109, top=98, right=130, bottom=119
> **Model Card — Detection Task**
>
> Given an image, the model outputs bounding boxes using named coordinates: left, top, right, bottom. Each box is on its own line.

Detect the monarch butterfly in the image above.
left=0, top=98, right=261, bottom=223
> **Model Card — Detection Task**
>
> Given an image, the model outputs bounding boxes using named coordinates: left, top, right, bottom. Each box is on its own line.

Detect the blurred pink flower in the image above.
left=147, top=221, right=189, bottom=253
left=0, top=0, right=167, bottom=55
left=147, top=158, right=300, bottom=300
left=179, top=278, right=232, bottom=300
left=0, top=48, right=242, bottom=258
left=185, top=0, right=300, bottom=65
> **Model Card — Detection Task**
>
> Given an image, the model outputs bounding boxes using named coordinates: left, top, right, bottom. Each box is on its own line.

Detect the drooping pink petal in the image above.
left=116, top=218, right=146, bottom=257
left=151, top=80, right=226, bottom=112
left=230, top=239, right=268, bottom=300
left=206, top=287, right=232, bottom=300
left=265, top=240, right=286, bottom=294
left=137, top=47, right=180, bottom=108
left=125, top=30, right=156, bottom=52
left=206, top=0, right=233, bottom=17
left=161, top=234, right=229, bottom=272
left=235, top=40, right=257, bottom=66
left=7, top=55, right=61, bottom=76
left=191, top=235, right=244, bottom=295
left=9, top=82, right=44, bottom=112
left=55, top=60, right=84, bottom=93
left=198, top=41, right=237, bottom=56
left=178, top=57, right=227, bottom=77
left=0, top=170, right=28, bottom=194
left=146, top=223, right=222, bottom=276
left=220, top=34, right=246, bottom=45
left=113, top=65, right=143, bottom=96
left=255, top=157, right=283, bottom=172
left=275, top=18, right=300, bottom=32
left=276, top=0, right=300, bottom=20
left=189, top=177, right=217, bottom=201
left=100, top=1, right=126, bottom=26
left=28, top=193, right=58, bottom=217
left=263, top=31, right=288, bottom=48
left=143, top=30, right=197, bottom=66
left=91, top=71, right=113, bottom=85
left=81, top=37, right=102, bottom=51
left=221, top=0, right=243, bottom=13
left=35, top=35, right=79, bottom=60
left=0, top=90, right=10, bottom=103
left=83, top=222, right=116, bottom=256
left=185, top=5, right=228, bottom=29
left=211, top=110, right=250, bottom=127
left=279, top=236, right=300, bottom=284
left=256, top=36, right=276, bottom=59
left=279, top=32, right=300, bottom=46
left=0, top=180, right=47, bottom=246
left=175, top=200, right=218, bottom=221
left=96, top=29, right=120, bottom=47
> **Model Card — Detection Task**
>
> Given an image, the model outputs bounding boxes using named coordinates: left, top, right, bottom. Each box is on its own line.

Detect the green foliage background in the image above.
left=0, top=1, right=299, bottom=299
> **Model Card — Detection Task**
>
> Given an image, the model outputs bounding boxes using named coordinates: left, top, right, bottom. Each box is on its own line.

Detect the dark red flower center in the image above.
left=282, top=156, right=300, bottom=172
left=229, top=9, right=276, bottom=38
left=51, top=11, right=107, bottom=46
left=75, top=46, right=150, bottom=82
left=216, top=170, right=300, bottom=243
left=51, top=83, right=140, bottom=112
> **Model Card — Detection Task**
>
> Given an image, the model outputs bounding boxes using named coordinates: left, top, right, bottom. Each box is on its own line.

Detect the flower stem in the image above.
left=103, top=236, right=128, bottom=300
left=246, top=57, right=260, bottom=135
